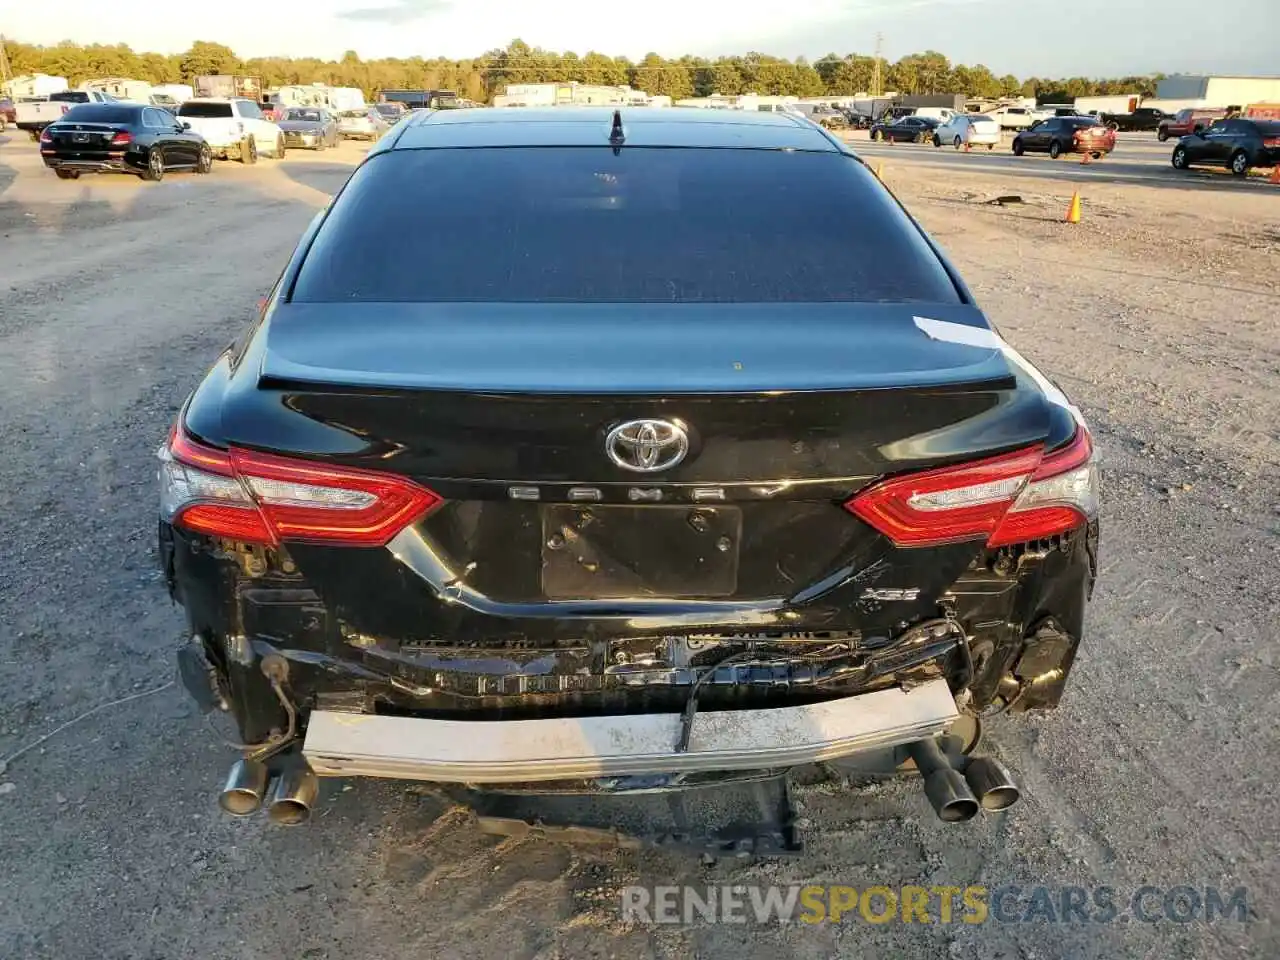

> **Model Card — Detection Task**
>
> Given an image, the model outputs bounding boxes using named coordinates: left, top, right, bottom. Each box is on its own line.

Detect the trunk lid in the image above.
left=203, top=301, right=1052, bottom=640
left=48, top=122, right=124, bottom=155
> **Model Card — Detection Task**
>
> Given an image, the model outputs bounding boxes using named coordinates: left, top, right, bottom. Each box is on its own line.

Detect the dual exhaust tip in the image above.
left=907, top=738, right=1020, bottom=823
left=219, top=759, right=318, bottom=826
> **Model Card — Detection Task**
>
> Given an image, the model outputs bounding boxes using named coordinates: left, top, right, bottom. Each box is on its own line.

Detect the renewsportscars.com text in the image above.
left=620, top=884, right=1251, bottom=925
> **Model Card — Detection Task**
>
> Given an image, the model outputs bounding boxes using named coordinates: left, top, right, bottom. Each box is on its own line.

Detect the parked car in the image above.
left=38, top=102, right=212, bottom=181
left=793, top=104, right=850, bottom=130
left=838, top=107, right=872, bottom=129
left=989, top=105, right=1041, bottom=130
left=372, top=102, right=405, bottom=123
left=1171, top=118, right=1280, bottom=176
left=1157, top=108, right=1227, bottom=142
left=278, top=107, right=340, bottom=150
left=15, top=90, right=117, bottom=140
left=933, top=114, right=1001, bottom=149
left=1098, top=106, right=1169, bottom=131
left=1012, top=116, right=1116, bottom=159
left=176, top=98, right=285, bottom=163
left=870, top=115, right=941, bottom=143
left=337, top=107, right=390, bottom=140
left=0, top=97, right=15, bottom=131
left=161, top=108, right=1099, bottom=834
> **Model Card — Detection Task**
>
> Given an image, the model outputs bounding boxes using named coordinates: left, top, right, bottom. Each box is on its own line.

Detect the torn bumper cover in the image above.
left=302, top=678, right=958, bottom=783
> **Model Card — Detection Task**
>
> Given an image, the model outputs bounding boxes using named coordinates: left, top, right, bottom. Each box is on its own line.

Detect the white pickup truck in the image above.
left=174, top=98, right=285, bottom=163
left=989, top=105, right=1050, bottom=131
left=15, top=90, right=118, bottom=140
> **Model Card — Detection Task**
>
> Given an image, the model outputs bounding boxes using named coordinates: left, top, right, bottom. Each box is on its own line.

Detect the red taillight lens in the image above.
left=1264, top=137, right=1280, bottom=147
left=110, top=131, right=132, bottom=146
left=39, top=128, right=53, bottom=143
left=160, top=427, right=441, bottom=547
left=845, top=446, right=1043, bottom=547
left=845, top=427, right=1098, bottom=549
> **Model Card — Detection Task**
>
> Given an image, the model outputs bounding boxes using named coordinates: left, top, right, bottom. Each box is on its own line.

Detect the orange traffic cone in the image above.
left=1270, top=165, right=1280, bottom=185
left=964, top=139, right=971, bottom=153
left=1065, top=190, right=1082, bottom=224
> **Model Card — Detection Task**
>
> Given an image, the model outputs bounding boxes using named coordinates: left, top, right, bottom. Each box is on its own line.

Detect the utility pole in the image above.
left=871, top=32, right=883, bottom=97
left=0, top=34, right=13, bottom=87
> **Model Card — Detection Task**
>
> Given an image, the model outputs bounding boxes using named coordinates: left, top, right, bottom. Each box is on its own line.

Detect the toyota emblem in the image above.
left=605, top=419, right=690, bottom=473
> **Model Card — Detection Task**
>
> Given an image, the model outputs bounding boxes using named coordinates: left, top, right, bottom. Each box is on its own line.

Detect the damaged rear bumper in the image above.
left=302, top=678, right=958, bottom=783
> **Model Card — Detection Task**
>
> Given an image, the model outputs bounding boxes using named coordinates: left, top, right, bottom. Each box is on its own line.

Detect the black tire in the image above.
left=954, top=135, right=963, bottom=149
left=932, top=134, right=941, bottom=147
left=1229, top=150, right=1250, bottom=176
left=1012, top=139, right=1024, bottom=156
left=1171, top=146, right=1189, bottom=169
left=240, top=136, right=258, bottom=165
left=1157, top=128, right=1169, bottom=142
left=30, top=130, right=41, bottom=141
left=196, top=143, right=213, bottom=174
left=987, top=143, right=994, bottom=150
left=142, top=147, right=164, bottom=182
left=54, top=169, right=79, bottom=180
left=1049, top=140, right=1062, bottom=159
left=275, top=136, right=285, bottom=160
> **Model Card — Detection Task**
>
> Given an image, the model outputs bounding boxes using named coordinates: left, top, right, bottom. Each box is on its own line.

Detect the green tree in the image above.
left=179, top=40, right=239, bottom=80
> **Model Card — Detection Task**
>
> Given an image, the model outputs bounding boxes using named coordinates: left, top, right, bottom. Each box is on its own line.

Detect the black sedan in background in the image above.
left=40, top=103, right=212, bottom=181
left=869, top=115, right=940, bottom=143
left=1171, top=118, right=1280, bottom=176
left=278, top=107, right=341, bottom=150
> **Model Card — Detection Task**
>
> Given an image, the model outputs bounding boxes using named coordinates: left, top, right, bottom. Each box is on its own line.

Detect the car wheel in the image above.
left=142, top=147, right=165, bottom=182
left=1229, top=150, right=1250, bottom=176
left=932, top=134, right=941, bottom=147
left=54, top=169, right=79, bottom=180
left=954, top=135, right=963, bottom=149
left=1171, top=146, right=1189, bottom=169
left=987, top=143, right=994, bottom=150
left=241, top=136, right=258, bottom=165
left=196, top=144, right=212, bottom=174
left=276, top=136, right=285, bottom=159
left=1012, top=139, right=1024, bottom=156
left=1049, top=140, right=1062, bottom=159
left=1157, top=129, right=1169, bottom=142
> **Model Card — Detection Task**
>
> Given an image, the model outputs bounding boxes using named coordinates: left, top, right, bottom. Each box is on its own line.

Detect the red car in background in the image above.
left=1012, top=116, right=1117, bottom=159
left=0, top=97, right=16, bottom=131
left=1157, top=108, right=1227, bottom=141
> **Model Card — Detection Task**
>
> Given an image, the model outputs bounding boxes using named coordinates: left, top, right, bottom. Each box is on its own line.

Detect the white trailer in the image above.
left=150, top=84, right=195, bottom=107
left=4, top=73, right=70, bottom=99
left=84, top=78, right=154, bottom=102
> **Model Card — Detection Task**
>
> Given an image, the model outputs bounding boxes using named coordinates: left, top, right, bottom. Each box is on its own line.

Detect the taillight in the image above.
left=158, top=426, right=441, bottom=547
left=39, top=128, right=53, bottom=143
left=1264, top=137, right=1280, bottom=147
left=110, top=131, right=132, bottom=146
left=845, top=426, right=1098, bottom=548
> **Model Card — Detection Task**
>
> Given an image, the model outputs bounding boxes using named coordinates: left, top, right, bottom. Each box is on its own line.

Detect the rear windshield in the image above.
left=286, top=109, right=322, bottom=121
left=59, top=104, right=139, bottom=124
left=293, top=147, right=961, bottom=304
left=178, top=102, right=233, bottom=118
left=50, top=91, right=91, bottom=103
left=1255, top=121, right=1280, bottom=136
left=340, top=109, right=369, bottom=118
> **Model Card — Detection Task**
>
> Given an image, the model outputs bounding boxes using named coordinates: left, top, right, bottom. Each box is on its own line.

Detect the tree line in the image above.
left=2, top=37, right=1164, bottom=103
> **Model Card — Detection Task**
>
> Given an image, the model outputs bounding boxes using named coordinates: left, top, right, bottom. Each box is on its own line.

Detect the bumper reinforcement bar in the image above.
left=303, top=678, right=958, bottom=783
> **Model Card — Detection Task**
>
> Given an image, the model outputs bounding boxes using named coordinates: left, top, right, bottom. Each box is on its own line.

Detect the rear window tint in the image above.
left=59, top=104, right=139, bottom=124
left=293, top=147, right=960, bottom=305
left=178, top=102, right=233, bottom=118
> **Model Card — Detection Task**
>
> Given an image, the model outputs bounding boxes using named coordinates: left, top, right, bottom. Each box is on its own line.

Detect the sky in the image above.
left=6, top=0, right=1277, bottom=77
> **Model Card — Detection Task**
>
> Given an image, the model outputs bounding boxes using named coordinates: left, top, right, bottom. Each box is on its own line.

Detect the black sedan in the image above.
left=1171, top=118, right=1280, bottom=176
left=277, top=107, right=341, bottom=150
left=40, top=103, right=211, bottom=181
left=869, top=115, right=940, bottom=143
left=161, top=108, right=1099, bottom=832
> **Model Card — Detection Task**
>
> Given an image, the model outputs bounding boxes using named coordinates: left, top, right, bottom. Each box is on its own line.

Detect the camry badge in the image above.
left=606, top=419, right=689, bottom=473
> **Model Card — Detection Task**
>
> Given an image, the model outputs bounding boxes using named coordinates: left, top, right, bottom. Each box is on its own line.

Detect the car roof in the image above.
left=387, top=107, right=841, bottom=152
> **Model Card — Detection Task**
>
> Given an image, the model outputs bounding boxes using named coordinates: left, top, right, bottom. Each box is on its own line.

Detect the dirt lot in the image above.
left=0, top=131, right=1277, bottom=960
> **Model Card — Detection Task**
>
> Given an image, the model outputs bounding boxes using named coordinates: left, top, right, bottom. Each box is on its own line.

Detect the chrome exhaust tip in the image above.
left=218, top=759, right=270, bottom=816
left=266, top=766, right=319, bottom=826
left=964, top=756, right=1021, bottom=812
left=907, top=738, right=980, bottom=823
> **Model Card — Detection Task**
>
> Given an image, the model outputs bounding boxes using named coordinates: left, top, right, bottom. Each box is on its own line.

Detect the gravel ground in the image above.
left=0, top=131, right=1277, bottom=960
